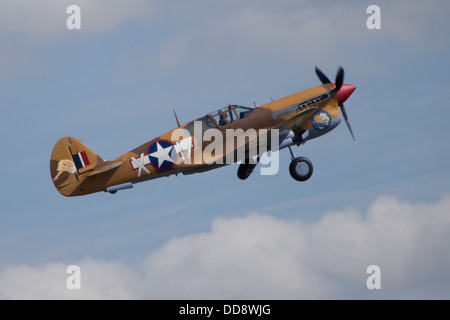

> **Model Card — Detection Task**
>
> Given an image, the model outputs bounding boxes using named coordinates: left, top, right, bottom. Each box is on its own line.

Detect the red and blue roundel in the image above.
left=147, top=140, right=177, bottom=170
left=311, top=110, right=331, bottom=131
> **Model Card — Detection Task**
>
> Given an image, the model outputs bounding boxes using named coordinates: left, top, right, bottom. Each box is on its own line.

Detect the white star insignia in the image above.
left=148, top=142, right=175, bottom=168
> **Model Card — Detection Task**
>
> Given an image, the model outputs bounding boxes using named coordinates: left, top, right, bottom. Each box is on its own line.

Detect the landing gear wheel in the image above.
left=289, top=157, right=313, bottom=181
left=237, top=163, right=258, bottom=180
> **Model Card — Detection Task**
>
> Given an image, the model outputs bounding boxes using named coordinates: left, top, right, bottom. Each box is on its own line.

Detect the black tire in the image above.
left=237, top=162, right=257, bottom=180
left=289, top=157, right=313, bottom=181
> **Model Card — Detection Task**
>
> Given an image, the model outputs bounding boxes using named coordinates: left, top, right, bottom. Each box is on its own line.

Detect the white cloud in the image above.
left=157, top=2, right=368, bottom=66
left=383, top=0, right=450, bottom=46
left=0, top=260, right=138, bottom=299
left=0, top=0, right=157, bottom=43
left=155, top=0, right=450, bottom=67
left=1, top=194, right=450, bottom=299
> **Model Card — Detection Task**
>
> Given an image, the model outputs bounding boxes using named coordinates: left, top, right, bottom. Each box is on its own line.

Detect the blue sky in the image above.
left=1, top=0, right=450, bottom=299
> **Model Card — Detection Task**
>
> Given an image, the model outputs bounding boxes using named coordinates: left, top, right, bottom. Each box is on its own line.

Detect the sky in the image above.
left=0, top=0, right=450, bottom=299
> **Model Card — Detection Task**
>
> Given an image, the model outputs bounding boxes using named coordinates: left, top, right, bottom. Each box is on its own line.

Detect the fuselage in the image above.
left=50, top=82, right=356, bottom=196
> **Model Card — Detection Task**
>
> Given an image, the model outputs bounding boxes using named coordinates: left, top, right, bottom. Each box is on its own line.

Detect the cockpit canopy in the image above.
left=183, top=105, right=255, bottom=135
left=207, top=105, right=254, bottom=127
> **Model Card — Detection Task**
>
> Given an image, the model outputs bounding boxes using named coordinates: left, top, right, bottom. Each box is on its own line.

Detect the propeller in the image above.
left=315, top=66, right=357, bottom=143
left=315, top=65, right=344, bottom=92
left=315, top=66, right=331, bottom=85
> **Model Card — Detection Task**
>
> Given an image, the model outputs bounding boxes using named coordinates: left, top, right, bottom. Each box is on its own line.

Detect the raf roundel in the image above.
left=147, top=140, right=177, bottom=170
left=311, top=110, right=331, bottom=131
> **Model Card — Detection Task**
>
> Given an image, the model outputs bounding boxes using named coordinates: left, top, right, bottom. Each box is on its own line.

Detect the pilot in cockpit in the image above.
left=218, top=109, right=229, bottom=126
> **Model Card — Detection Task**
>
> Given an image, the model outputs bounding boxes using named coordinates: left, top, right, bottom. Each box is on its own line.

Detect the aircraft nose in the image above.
left=335, top=84, right=356, bottom=105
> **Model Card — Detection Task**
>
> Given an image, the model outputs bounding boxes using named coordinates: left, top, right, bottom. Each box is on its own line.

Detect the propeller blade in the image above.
left=335, top=66, right=344, bottom=92
left=315, top=66, right=331, bottom=84
left=339, top=103, right=357, bottom=144
left=315, top=66, right=356, bottom=143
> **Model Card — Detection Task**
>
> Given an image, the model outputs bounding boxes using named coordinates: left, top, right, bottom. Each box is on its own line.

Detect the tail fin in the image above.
left=50, top=137, right=121, bottom=196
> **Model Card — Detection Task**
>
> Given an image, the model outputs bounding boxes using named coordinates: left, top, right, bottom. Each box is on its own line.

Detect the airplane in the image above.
left=50, top=66, right=356, bottom=197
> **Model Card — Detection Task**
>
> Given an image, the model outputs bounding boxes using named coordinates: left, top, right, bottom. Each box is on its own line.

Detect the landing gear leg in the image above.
left=288, top=146, right=296, bottom=160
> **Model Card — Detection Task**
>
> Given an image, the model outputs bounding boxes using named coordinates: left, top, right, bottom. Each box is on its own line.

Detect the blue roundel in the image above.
left=311, top=110, right=331, bottom=131
left=147, top=140, right=177, bottom=170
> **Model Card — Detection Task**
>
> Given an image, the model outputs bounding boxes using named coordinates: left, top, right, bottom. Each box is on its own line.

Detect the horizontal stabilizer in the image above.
left=84, top=160, right=123, bottom=177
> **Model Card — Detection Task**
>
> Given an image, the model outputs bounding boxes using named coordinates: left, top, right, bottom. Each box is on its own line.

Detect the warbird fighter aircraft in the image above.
left=50, top=66, right=356, bottom=196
